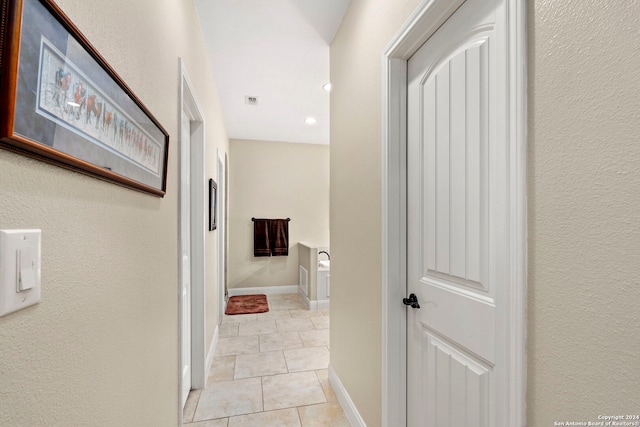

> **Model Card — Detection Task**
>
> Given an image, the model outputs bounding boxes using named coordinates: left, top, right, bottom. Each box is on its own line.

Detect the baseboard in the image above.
left=228, top=285, right=298, bottom=296
left=298, top=284, right=308, bottom=300
left=297, top=289, right=331, bottom=311
left=299, top=289, right=316, bottom=310
left=328, top=364, right=366, bottom=427
left=204, top=324, right=218, bottom=381
left=317, top=299, right=330, bottom=310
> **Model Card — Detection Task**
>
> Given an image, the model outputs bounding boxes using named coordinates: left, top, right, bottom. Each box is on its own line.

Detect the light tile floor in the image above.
left=184, top=293, right=349, bottom=427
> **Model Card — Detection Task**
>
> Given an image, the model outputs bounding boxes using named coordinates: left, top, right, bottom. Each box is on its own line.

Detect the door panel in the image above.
left=421, top=28, right=490, bottom=291
left=407, top=0, right=508, bottom=424
left=424, top=330, right=490, bottom=427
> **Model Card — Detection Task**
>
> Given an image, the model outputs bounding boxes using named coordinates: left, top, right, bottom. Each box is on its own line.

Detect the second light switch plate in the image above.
left=0, top=229, right=42, bottom=317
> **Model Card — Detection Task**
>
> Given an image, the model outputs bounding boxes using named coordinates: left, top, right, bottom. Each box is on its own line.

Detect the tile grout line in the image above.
left=231, top=355, right=236, bottom=381
left=260, top=375, right=265, bottom=414
left=296, top=405, right=304, bottom=426
left=315, top=370, right=328, bottom=403
left=284, top=344, right=292, bottom=372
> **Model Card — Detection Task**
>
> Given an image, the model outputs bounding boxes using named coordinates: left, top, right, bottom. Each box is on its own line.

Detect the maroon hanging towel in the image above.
left=253, top=218, right=271, bottom=257
left=269, top=219, right=289, bottom=256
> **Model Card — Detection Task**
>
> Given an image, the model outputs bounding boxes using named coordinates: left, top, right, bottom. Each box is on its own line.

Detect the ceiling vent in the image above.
left=245, top=96, right=259, bottom=106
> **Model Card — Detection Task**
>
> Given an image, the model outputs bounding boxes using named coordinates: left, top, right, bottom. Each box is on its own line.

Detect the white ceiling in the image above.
left=194, top=0, right=352, bottom=145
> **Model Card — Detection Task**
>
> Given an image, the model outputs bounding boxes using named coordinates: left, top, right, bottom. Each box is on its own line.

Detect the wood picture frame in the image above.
left=209, top=178, right=217, bottom=231
left=0, top=0, right=169, bottom=196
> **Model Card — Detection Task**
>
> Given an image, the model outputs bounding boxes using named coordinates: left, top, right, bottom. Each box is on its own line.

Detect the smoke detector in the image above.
left=245, top=96, right=259, bottom=106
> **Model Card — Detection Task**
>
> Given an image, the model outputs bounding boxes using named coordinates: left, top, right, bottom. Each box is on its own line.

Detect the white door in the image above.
left=180, top=110, right=192, bottom=409
left=406, top=0, right=510, bottom=425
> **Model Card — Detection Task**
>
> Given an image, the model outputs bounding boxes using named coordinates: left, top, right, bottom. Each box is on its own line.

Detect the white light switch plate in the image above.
left=0, top=229, right=42, bottom=317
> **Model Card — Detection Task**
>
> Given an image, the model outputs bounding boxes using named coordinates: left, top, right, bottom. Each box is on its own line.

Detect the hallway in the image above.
left=183, top=294, right=348, bottom=426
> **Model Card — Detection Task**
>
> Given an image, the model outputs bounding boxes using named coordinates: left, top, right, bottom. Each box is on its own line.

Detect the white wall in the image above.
left=228, top=139, right=329, bottom=290
left=330, top=0, right=640, bottom=426
left=0, top=0, right=228, bottom=425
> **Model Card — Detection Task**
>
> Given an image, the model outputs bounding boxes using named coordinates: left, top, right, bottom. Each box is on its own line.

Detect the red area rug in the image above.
left=225, top=294, right=269, bottom=315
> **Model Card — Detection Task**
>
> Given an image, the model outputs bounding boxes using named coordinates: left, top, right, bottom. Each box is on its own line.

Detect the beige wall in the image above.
left=228, top=139, right=329, bottom=290
left=330, top=0, right=640, bottom=426
left=0, top=0, right=228, bottom=425
left=527, top=0, right=640, bottom=424
left=330, top=1, right=420, bottom=425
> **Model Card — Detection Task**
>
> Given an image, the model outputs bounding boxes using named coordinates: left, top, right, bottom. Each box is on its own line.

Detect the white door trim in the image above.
left=178, top=59, right=207, bottom=421
left=380, top=1, right=527, bottom=425
left=216, top=148, right=226, bottom=324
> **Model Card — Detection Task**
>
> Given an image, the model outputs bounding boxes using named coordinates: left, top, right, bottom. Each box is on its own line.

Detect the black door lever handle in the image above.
left=403, top=293, right=420, bottom=309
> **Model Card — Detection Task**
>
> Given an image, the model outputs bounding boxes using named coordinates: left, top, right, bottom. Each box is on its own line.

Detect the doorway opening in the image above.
left=178, top=59, right=207, bottom=418
left=381, top=1, right=527, bottom=425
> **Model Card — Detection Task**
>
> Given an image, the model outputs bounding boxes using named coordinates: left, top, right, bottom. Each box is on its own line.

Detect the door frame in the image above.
left=380, top=0, right=527, bottom=425
left=216, top=148, right=227, bottom=324
left=178, top=59, right=207, bottom=420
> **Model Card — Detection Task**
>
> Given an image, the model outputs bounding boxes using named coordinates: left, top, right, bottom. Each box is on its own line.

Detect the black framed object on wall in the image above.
left=209, top=178, right=217, bottom=231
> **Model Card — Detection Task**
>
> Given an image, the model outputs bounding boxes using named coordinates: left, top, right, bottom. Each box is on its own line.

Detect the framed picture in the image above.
left=0, top=0, right=169, bottom=196
left=209, top=178, right=217, bottom=231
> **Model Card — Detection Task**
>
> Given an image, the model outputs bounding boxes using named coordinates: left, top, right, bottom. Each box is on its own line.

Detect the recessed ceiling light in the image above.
left=305, top=117, right=317, bottom=125
left=322, top=83, right=332, bottom=92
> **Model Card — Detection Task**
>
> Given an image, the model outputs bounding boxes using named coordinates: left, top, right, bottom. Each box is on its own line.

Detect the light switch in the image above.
left=0, top=229, right=41, bottom=317
left=18, top=247, right=36, bottom=291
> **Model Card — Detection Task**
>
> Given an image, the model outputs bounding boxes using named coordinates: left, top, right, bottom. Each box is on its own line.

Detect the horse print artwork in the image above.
left=37, top=37, right=162, bottom=176
left=1, top=0, right=169, bottom=196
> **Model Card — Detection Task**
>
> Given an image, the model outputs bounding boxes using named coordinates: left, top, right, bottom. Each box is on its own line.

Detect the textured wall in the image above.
left=228, top=139, right=329, bottom=289
left=0, top=0, right=228, bottom=425
left=527, top=0, right=640, bottom=424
